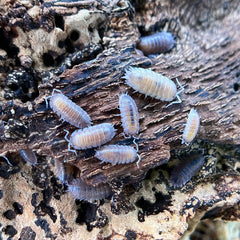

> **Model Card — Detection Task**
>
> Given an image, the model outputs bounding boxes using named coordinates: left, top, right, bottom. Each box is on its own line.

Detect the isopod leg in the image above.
left=0, top=155, right=12, bottom=166
left=64, top=129, right=70, bottom=141
left=176, top=78, right=184, bottom=95
left=165, top=78, right=184, bottom=108
left=133, top=137, right=139, bottom=152
left=165, top=94, right=182, bottom=108
left=44, top=96, right=51, bottom=108
left=134, top=133, right=143, bottom=140
left=180, top=137, right=190, bottom=146
left=67, top=143, right=77, bottom=156
left=121, top=132, right=131, bottom=139
left=52, top=89, right=62, bottom=95
left=136, top=154, right=141, bottom=169
left=64, top=130, right=77, bottom=156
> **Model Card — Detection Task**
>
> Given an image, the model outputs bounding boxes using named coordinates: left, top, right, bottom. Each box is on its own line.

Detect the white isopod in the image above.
left=119, top=93, right=139, bottom=138
left=182, top=108, right=200, bottom=145
left=124, top=67, right=184, bottom=107
left=47, top=89, right=92, bottom=128
left=65, top=123, right=116, bottom=154
left=95, top=145, right=141, bottom=168
left=68, top=179, right=112, bottom=201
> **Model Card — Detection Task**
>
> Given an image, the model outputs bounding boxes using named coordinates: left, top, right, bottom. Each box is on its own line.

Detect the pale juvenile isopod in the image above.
left=68, top=179, right=112, bottom=201
left=170, top=151, right=206, bottom=188
left=119, top=93, right=139, bottom=138
left=19, top=150, right=37, bottom=166
left=65, top=123, right=116, bottom=153
left=137, top=31, right=175, bottom=55
left=182, top=108, right=200, bottom=145
left=124, top=67, right=184, bottom=107
left=54, top=159, right=80, bottom=183
left=95, top=145, right=141, bottom=168
left=47, top=89, right=92, bottom=128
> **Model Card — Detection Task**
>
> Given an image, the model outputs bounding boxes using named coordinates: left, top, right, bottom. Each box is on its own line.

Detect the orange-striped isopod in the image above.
left=65, top=123, right=116, bottom=153
left=48, top=89, right=92, bottom=128
left=124, top=67, right=184, bottom=107
left=95, top=145, right=141, bottom=168
left=68, top=179, right=112, bottom=201
left=137, top=31, right=175, bottom=55
left=182, top=108, right=200, bottom=145
left=119, top=93, right=139, bottom=138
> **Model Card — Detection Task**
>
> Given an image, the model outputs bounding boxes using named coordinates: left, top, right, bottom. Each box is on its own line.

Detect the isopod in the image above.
left=48, top=89, right=92, bottom=128
left=68, top=179, right=112, bottom=201
left=182, top=108, right=200, bottom=145
left=119, top=93, right=139, bottom=138
left=124, top=67, right=184, bottom=107
left=65, top=123, right=116, bottom=153
left=20, top=150, right=37, bottom=166
left=137, top=31, right=175, bottom=55
left=95, top=145, right=141, bottom=168
left=54, top=159, right=80, bottom=183
left=170, top=151, right=206, bottom=188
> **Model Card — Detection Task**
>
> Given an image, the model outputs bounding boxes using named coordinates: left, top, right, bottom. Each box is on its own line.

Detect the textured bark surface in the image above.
left=0, top=0, right=240, bottom=239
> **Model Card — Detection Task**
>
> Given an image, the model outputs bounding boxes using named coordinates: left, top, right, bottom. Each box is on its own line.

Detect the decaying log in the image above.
left=0, top=0, right=240, bottom=239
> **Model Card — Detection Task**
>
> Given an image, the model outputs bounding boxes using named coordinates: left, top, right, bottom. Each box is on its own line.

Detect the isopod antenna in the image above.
left=64, top=130, right=77, bottom=156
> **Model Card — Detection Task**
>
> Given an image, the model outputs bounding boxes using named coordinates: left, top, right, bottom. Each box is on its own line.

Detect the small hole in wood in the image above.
left=54, top=15, right=64, bottom=31
left=233, top=83, right=239, bottom=92
left=70, top=30, right=80, bottom=42
left=42, top=53, right=54, bottom=67
left=58, top=40, right=64, bottom=49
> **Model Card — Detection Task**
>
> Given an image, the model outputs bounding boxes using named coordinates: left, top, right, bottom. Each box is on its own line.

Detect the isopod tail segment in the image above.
left=165, top=78, right=184, bottom=108
left=44, top=88, right=62, bottom=109
left=64, top=129, right=77, bottom=156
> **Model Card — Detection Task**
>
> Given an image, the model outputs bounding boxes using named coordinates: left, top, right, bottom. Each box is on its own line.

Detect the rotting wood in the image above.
left=0, top=0, right=240, bottom=239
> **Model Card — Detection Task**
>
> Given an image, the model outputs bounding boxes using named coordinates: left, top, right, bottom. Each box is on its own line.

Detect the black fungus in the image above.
left=3, top=209, right=16, bottom=220
left=4, top=225, right=18, bottom=237
left=13, top=202, right=24, bottom=215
